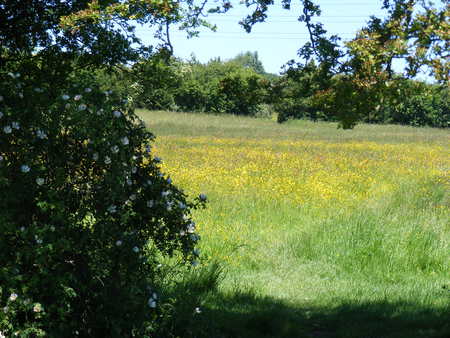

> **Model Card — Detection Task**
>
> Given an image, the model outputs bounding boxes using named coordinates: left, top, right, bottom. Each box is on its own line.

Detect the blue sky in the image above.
left=135, top=1, right=388, bottom=74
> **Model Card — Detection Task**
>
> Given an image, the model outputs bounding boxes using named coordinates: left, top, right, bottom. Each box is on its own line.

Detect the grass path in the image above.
left=140, top=110, right=449, bottom=338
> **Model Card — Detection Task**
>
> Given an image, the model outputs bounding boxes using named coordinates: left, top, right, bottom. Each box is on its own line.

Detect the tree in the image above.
left=230, top=51, right=266, bottom=75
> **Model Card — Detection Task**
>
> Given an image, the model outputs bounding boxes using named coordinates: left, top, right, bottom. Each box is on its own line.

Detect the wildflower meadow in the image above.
left=139, top=109, right=450, bottom=338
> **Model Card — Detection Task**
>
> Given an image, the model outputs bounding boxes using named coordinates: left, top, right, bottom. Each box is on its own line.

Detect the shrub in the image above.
left=0, top=71, right=206, bottom=336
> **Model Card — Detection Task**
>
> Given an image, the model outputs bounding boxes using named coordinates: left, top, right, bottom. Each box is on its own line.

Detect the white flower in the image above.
left=121, top=136, right=129, bottom=145
left=180, top=230, right=186, bottom=236
left=20, top=226, right=25, bottom=232
left=35, top=236, right=42, bottom=244
left=92, top=153, right=99, bottom=161
left=62, top=94, right=70, bottom=100
left=148, top=299, right=156, bottom=308
left=131, top=166, right=137, bottom=174
left=65, top=103, right=71, bottom=109
left=194, top=307, right=201, bottom=314
left=9, top=293, right=18, bottom=301
left=36, top=178, right=45, bottom=186
left=33, top=303, right=43, bottom=313
left=161, top=191, right=170, bottom=198
left=129, top=194, right=136, bottom=201
left=11, top=122, right=20, bottom=130
left=104, top=156, right=111, bottom=165
left=84, top=87, right=92, bottom=93
left=3, top=306, right=9, bottom=313
left=107, top=205, right=117, bottom=213
left=74, top=94, right=82, bottom=101
left=18, top=92, right=23, bottom=99
left=96, top=108, right=104, bottom=115
left=0, top=111, right=3, bottom=118
left=78, top=104, right=87, bottom=111
left=132, top=246, right=139, bottom=253
left=34, top=87, right=43, bottom=93
left=166, top=202, right=173, bottom=211
left=126, top=178, right=132, bottom=186
left=111, top=145, right=119, bottom=154
left=152, top=292, right=157, bottom=300
left=178, top=202, right=186, bottom=209
left=4, top=125, right=13, bottom=134
left=20, top=165, right=30, bottom=173
left=146, top=200, right=154, bottom=208
left=36, top=129, right=47, bottom=139
left=113, top=110, right=121, bottom=118
left=0, top=155, right=3, bottom=162
left=115, top=240, right=122, bottom=246
left=187, top=222, right=196, bottom=233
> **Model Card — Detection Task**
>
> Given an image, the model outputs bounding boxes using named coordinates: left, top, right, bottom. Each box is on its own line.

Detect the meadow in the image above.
left=139, top=110, right=449, bottom=338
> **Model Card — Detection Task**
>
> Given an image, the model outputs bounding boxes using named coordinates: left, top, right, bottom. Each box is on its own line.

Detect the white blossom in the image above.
left=148, top=299, right=156, bottom=308
left=121, top=136, right=129, bottom=145
left=36, top=129, right=47, bottom=139
left=113, top=110, right=121, bottom=118
left=132, top=246, right=139, bottom=253
left=180, top=230, right=186, bottom=236
left=9, top=293, right=18, bottom=302
left=131, top=166, right=137, bottom=174
left=194, top=307, right=201, bottom=314
left=161, top=190, right=170, bottom=198
left=0, top=111, right=3, bottom=118
left=65, top=103, right=71, bottom=109
left=33, top=304, right=43, bottom=313
left=20, top=226, right=25, bottom=232
left=18, top=92, right=24, bottom=99
left=104, top=156, right=111, bottom=165
left=3, top=306, right=9, bottom=313
left=129, top=194, right=136, bottom=201
left=84, top=87, right=92, bottom=93
left=62, top=94, right=70, bottom=100
left=74, top=94, right=82, bottom=101
left=36, top=178, right=45, bottom=186
left=111, top=145, right=119, bottom=154
left=187, top=222, right=196, bottom=234
left=96, top=108, right=104, bottom=115
left=11, top=122, right=20, bottom=130
left=146, top=200, right=154, bottom=208
left=35, top=236, right=42, bottom=244
left=78, top=104, right=87, bottom=111
left=20, top=165, right=30, bottom=173
left=0, top=155, right=3, bottom=162
left=178, top=202, right=186, bottom=209
left=92, top=153, right=99, bottom=161
left=107, top=205, right=117, bottom=213
left=115, top=240, right=122, bottom=246
left=126, top=178, right=132, bottom=186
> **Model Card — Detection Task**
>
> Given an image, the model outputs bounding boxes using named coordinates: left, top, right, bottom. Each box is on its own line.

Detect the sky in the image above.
left=134, top=1, right=389, bottom=74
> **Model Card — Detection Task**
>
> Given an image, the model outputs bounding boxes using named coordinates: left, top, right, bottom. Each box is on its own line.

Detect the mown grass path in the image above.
left=139, top=110, right=449, bottom=338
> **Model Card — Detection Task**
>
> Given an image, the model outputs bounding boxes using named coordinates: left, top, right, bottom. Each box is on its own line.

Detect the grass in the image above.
left=139, top=110, right=450, bottom=338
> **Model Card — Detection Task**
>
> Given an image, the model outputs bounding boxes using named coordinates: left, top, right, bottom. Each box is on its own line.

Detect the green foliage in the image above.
left=0, top=71, right=207, bottom=336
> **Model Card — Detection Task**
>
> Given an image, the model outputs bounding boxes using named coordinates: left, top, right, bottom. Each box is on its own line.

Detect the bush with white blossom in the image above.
left=0, top=71, right=206, bottom=336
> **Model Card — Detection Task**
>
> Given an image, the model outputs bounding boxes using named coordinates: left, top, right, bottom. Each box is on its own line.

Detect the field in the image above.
left=139, top=110, right=449, bottom=338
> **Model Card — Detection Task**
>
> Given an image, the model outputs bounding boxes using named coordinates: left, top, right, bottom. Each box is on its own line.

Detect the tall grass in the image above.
left=139, top=110, right=450, bottom=338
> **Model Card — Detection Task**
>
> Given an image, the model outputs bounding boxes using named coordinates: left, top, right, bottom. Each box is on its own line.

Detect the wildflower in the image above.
left=126, top=178, right=132, bottom=186
left=84, top=87, right=92, bottom=93
left=9, top=293, right=18, bottom=301
left=35, top=236, right=43, bottom=244
left=113, top=110, right=121, bottom=118
left=132, top=246, right=139, bottom=253
left=148, top=298, right=156, bottom=308
left=152, top=292, right=157, bottom=300
left=62, top=94, right=70, bottom=100
left=107, top=205, right=117, bottom=214
left=33, top=303, right=43, bottom=313
left=146, top=200, right=154, bottom=208
left=180, top=230, right=186, bottom=236
left=178, top=202, right=186, bottom=209
left=115, top=240, right=122, bottom=246
left=36, top=178, right=45, bottom=186
left=3, top=306, right=9, bottom=313
left=0, top=155, right=3, bottom=162
left=194, top=307, right=201, bottom=314
left=20, top=226, right=25, bottom=232
left=161, top=190, right=170, bottom=198
left=129, top=194, right=136, bottom=201
left=111, top=145, right=119, bottom=154
left=65, top=103, right=70, bottom=109
left=20, top=165, right=30, bottom=173
left=131, top=166, right=137, bottom=174
left=11, top=122, right=20, bottom=130
left=74, top=94, right=82, bottom=101
left=92, top=153, right=99, bottom=161
left=104, top=156, right=111, bottom=164
left=36, top=129, right=47, bottom=139
left=0, top=111, right=3, bottom=118
left=121, top=136, right=129, bottom=145
left=96, top=108, right=104, bottom=115
left=166, top=202, right=173, bottom=211
left=187, top=222, right=196, bottom=233
left=18, top=92, right=23, bottom=98
left=78, top=104, right=87, bottom=111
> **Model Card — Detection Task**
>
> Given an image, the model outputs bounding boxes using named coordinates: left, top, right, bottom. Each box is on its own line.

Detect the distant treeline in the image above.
left=85, top=51, right=449, bottom=128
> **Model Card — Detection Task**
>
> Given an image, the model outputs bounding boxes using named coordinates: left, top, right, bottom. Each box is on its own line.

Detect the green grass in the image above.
left=139, top=110, right=450, bottom=338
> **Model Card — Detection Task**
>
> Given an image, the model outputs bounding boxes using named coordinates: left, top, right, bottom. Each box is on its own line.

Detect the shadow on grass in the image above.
left=192, top=290, right=450, bottom=338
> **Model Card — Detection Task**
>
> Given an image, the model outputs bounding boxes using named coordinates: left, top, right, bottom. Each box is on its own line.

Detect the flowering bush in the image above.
left=0, top=71, right=205, bottom=336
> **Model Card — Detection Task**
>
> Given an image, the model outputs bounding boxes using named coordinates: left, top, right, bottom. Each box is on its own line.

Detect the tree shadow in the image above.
left=193, top=290, right=450, bottom=338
